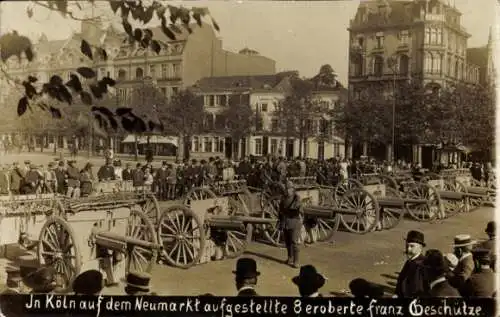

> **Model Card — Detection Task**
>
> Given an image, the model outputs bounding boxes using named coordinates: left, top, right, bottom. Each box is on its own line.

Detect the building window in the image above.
left=358, top=37, right=364, bottom=47
left=99, top=68, right=106, bottom=79
left=193, top=136, right=199, bottom=152
left=425, top=27, right=431, bottom=44
left=455, top=60, right=459, bottom=78
left=270, top=139, right=278, bottom=154
left=207, top=95, right=215, bottom=107
left=135, top=67, right=144, bottom=79
left=214, top=137, right=220, bottom=152
left=216, top=95, right=227, bottom=106
left=149, top=65, right=156, bottom=78
left=204, top=137, right=212, bottom=152
left=173, top=63, right=181, bottom=78
left=424, top=53, right=433, bottom=73
left=373, top=55, right=384, bottom=76
left=318, top=142, right=325, bottom=160
left=172, top=87, right=179, bottom=95
left=160, top=87, right=166, bottom=96
left=438, top=28, right=443, bottom=44
left=271, top=119, right=279, bottom=132
left=399, top=30, right=409, bottom=45
left=333, top=143, right=340, bottom=157
left=399, top=55, right=409, bottom=75
left=261, top=103, right=268, bottom=112
left=352, top=53, right=363, bottom=76
left=375, top=33, right=384, bottom=48
left=432, top=54, right=442, bottom=74
left=118, top=69, right=127, bottom=80
left=255, top=138, right=262, bottom=156
left=118, top=88, right=127, bottom=103
left=430, top=28, right=438, bottom=44
left=161, top=64, right=167, bottom=79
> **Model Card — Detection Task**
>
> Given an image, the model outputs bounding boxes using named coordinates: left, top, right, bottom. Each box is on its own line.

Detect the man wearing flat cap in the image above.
left=395, top=230, right=428, bottom=298
left=278, top=180, right=303, bottom=268
left=124, top=271, right=153, bottom=295
left=448, top=234, right=475, bottom=290
left=461, top=248, right=495, bottom=297
left=292, top=265, right=326, bottom=297
left=422, top=249, right=460, bottom=298
left=476, top=221, right=496, bottom=271
left=233, top=258, right=260, bottom=296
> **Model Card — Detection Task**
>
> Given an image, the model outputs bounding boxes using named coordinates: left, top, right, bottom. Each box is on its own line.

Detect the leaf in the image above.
left=26, top=7, right=33, bottom=18
left=168, top=5, right=179, bottom=24
left=101, top=76, right=116, bottom=87
left=28, top=75, right=37, bottom=83
left=97, top=47, right=108, bottom=61
left=116, top=107, right=132, bottom=116
left=150, top=40, right=161, bottom=54
left=80, top=39, right=93, bottom=60
left=140, top=38, right=149, bottom=49
left=24, top=47, right=34, bottom=62
left=17, top=97, right=29, bottom=116
left=143, top=7, right=154, bottom=24
left=133, top=28, right=143, bottom=42
left=22, top=81, right=37, bottom=99
left=122, top=19, right=133, bottom=36
left=49, top=75, right=63, bottom=86
left=49, top=107, right=62, bottom=119
left=155, top=4, right=166, bottom=19
left=109, top=1, right=120, bottom=13
left=90, top=84, right=103, bottom=99
left=120, top=3, right=130, bottom=19
left=170, top=24, right=183, bottom=34
left=98, top=80, right=108, bottom=94
left=80, top=91, right=93, bottom=106
left=65, top=74, right=83, bottom=93
left=77, top=67, right=96, bottom=79
left=92, top=106, right=115, bottom=119
left=211, top=17, right=220, bottom=32
left=179, top=8, right=190, bottom=25
left=94, top=113, right=107, bottom=130
left=37, top=102, right=49, bottom=111
left=121, top=117, right=135, bottom=132
left=161, top=24, right=176, bottom=41
left=58, top=85, right=73, bottom=104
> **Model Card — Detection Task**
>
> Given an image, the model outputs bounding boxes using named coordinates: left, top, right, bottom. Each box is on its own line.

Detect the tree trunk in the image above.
left=54, top=135, right=58, bottom=155
left=183, top=134, right=191, bottom=160
left=298, top=136, right=303, bottom=158
left=134, top=134, right=139, bottom=161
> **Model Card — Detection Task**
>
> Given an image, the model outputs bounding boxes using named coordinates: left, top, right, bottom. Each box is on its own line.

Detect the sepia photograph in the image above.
left=0, top=0, right=497, bottom=304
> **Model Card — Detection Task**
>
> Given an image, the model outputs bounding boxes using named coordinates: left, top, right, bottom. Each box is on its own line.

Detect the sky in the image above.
left=0, top=0, right=497, bottom=84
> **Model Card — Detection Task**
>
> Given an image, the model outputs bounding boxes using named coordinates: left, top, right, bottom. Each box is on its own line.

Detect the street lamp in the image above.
left=387, top=55, right=398, bottom=164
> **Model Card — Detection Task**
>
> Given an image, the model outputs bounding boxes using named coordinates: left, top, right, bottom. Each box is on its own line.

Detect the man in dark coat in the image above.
left=395, top=230, right=428, bottom=298
left=97, top=159, right=115, bottom=181
left=9, top=162, right=25, bottom=194
left=292, top=265, right=326, bottom=297
left=154, top=161, right=169, bottom=200
left=461, top=248, right=495, bottom=298
left=448, top=234, right=475, bottom=291
left=122, top=163, right=133, bottom=181
left=132, top=163, right=145, bottom=187
left=233, top=258, right=259, bottom=296
left=22, top=165, right=41, bottom=194
left=66, top=160, right=81, bottom=198
left=54, top=160, right=67, bottom=194
left=423, top=249, right=461, bottom=298
left=278, top=180, right=303, bottom=268
left=476, top=221, right=496, bottom=271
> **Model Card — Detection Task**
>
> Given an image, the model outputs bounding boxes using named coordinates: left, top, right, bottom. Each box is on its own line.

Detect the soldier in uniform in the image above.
left=97, top=159, right=115, bottom=181
left=395, top=230, right=428, bottom=298
left=292, top=265, right=326, bottom=297
left=278, top=180, right=303, bottom=268
left=66, top=160, right=81, bottom=198
left=233, top=258, right=259, bottom=296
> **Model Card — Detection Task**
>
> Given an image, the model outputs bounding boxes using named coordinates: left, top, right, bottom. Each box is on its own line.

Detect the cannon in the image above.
left=156, top=192, right=276, bottom=269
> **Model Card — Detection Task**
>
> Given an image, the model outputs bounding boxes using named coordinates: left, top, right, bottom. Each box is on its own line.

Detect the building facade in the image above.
left=0, top=20, right=276, bottom=152
left=193, top=72, right=346, bottom=160
left=347, top=0, right=483, bottom=163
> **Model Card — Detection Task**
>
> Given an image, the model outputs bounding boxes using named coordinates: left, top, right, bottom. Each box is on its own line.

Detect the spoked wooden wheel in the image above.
left=261, top=195, right=285, bottom=247
left=378, top=187, right=405, bottom=230
left=184, top=187, right=217, bottom=204
left=405, top=183, right=440, bottom=222
left=224, top=196, right=253, bottom=258
left=442, top=180, right=468, bottom=215
left=158, top=204, right=205, bottom=269
left=140, top=193, right=161, bottom=223
left=302, top=197, right=340, bottom=242
left=334, top=178, right=362, bottom=203
left=37, top=216, right=81, bottom=293
left=378, top=175, right=398, bottom=190
left=338, top=188, right=379, bottom=234
left=468, top=179, right=489, bottom=209
left=125, top=208, right=158, bottom=274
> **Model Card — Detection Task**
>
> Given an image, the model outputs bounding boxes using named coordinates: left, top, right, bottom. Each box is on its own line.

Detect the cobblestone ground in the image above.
left=0, top=153, right=495, bottom=296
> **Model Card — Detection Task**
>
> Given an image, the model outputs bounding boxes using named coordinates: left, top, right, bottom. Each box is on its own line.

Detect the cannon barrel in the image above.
left=207, top=219, right=245, bottom=230
left=303, top=206, right=334, bottom=218
left=95, top=231, right=162, bottom=250
left=209, top=216, right=277, bottom=226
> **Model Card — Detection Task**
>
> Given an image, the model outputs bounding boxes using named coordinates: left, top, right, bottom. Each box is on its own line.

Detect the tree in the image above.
left=163, top=89, right=205, bottom=160
left=0, top=0, right=220, bottom=137
left=311, top=64, right=340, bottom=88
left=222, top=93, right=254, bottom=158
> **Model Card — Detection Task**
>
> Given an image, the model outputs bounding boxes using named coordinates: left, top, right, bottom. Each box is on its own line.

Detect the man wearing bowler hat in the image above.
left=124, top=271, right=153, bottom=295
left=73, top=270, right=104, bottom=295
left=292, top=265, right=326, bottom=297
left=233, top=258, right=260, bottom=296
left=476, top=221, right=496, bottom=270
left=422, top=249, right=460, bottom=298
left=461, top=248, right=495, bottom=298
left=278, top=180, right=303, bottom=268
left=448, top=234, right=475, bottom=290
left=395, top=230, right=428, bottom=298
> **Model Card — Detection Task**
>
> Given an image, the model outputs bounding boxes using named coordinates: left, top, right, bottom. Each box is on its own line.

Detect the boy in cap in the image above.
left=395, top=230, right=428, bottom=298
left=233, top=258, right=260, bottom=296
left=292, top=265, right=326, bottom=297
left=448, top=234, right=476, bottom=290
left=278, top=180, right=303, bottom=268
left=461, top=248, right=495, bottom=297
left=422, top=249, right=460, bottom=298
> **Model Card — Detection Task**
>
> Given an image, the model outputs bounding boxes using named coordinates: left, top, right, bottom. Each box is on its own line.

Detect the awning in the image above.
left=122, top=135, right=179, bottom=147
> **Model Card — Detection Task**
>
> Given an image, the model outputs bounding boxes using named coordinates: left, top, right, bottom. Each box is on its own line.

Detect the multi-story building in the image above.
left=347, top=0, right=482, bottom=163
left=466, top=28, right=495, bottom=87
left=1, top=19, right=276, bottom=152
left=193, top=72, right=346, bottom=160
